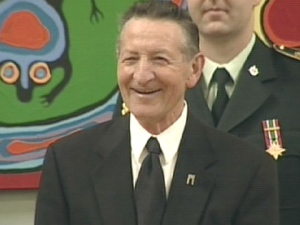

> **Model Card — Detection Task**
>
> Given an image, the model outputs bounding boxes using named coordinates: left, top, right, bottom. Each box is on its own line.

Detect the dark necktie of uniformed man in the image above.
left=134, top=137, right=166, bottom=225
left=211, top=68, right=232, bottom=126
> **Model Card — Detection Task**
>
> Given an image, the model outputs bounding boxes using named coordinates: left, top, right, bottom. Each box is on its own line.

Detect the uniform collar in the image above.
left=202, top=34, right=256, bottom=87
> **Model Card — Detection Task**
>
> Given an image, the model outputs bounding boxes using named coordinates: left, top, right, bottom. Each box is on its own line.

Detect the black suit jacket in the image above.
left=35, top=113, right=278, bottom=225
left=113, top=37, right=300, bottom=225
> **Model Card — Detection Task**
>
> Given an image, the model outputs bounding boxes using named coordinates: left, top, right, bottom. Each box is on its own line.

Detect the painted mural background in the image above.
left=0, top=0, right=299, bottom=189
left=0, top=0, right=137, bottom=189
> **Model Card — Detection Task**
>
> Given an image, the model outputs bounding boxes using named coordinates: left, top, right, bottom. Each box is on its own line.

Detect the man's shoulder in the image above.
left=188, top=114, right=272, bottom=164
left=204, top=124, right=258, bottom=152
left=272, top=48, right=300, bottom=69
left=253, top=38, right=300, bottom=70
left=205, top=125, right=273, bottom=166
left=50, top=116, right=128, bottom=153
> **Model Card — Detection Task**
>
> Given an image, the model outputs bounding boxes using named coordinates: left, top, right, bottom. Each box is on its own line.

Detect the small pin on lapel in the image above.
left=121, top=102, right=130, bottom=116
left=186, top=174, right=196, bottom=186
left=248, top=65, right=259, bottom=76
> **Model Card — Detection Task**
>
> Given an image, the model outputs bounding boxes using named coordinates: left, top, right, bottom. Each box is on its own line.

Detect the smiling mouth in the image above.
left=132, top=88, right=160, bottom=95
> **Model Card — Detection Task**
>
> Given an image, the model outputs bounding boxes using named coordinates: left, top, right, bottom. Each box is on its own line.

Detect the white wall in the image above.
left=0, top=190, right=37, bottom=225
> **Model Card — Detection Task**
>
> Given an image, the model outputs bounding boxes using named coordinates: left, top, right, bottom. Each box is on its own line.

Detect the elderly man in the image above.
left=35, top=1, right=278, bottom=225
left=116, top=0, right=300, bottom=223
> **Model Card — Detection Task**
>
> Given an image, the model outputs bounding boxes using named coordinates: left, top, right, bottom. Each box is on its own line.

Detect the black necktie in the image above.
left=134, top=137, right=166, bottom=225
left=211, top=68, right=231, bottom=126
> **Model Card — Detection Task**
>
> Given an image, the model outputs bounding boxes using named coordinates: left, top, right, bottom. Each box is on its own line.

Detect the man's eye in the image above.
left=153, top=57, right=169, bottom=64
left=122, top=57, right=137, bottom=64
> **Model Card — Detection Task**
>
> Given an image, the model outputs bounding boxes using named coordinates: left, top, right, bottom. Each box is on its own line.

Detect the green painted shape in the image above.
left=0, top=0, right=137, bottom=124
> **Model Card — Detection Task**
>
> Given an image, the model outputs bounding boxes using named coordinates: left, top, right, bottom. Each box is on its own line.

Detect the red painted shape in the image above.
left=263, top=0, right=300, bottom=47
left=0, top=11, right=50, bottom=50
left=8, top=139, right=56, bottom=155
left=0, top=172, right=41, bottom=190
left=172, top=0, right=183, bottom=7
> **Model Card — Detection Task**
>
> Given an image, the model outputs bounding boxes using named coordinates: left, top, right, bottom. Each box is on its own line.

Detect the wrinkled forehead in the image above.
left=119, top=17, right=187, bottom=46
left=116, top=16, right=197, bottom=60
left=122, top=17, right=184, bottom=35
left=119, top=18, right=186, bottom=46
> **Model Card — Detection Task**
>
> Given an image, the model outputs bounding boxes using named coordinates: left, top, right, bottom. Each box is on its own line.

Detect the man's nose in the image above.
left=133, top=58, right=155, bottom=85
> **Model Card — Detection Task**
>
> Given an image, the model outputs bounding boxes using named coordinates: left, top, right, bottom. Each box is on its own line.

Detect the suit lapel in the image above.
left=186, top=81, right=215, bottom=127
left=217, top=38, right=277, bottom=131
left=90, top=113, right=219, bottom=224
left=162, top=114, right=218, bottom=225
left=91, top=116, right=137, bottom=225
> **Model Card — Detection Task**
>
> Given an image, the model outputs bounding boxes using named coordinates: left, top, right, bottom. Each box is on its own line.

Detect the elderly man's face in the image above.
left=186, top=0, right=261, bottom=37
left=117, top=18, right=202, bottom=131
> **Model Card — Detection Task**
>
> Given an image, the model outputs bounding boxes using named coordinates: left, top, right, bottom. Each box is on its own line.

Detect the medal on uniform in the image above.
left=262, top=119, right=286, bottom=160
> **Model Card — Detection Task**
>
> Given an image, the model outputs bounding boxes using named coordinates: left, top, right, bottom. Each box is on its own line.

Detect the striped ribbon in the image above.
left=262, top=119, right=283, bottom=148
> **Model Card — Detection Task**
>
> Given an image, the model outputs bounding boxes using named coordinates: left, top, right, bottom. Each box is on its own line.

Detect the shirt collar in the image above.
left=202, top=34, right=256, bottom=86
left=130, top=102, right=188, bottom=165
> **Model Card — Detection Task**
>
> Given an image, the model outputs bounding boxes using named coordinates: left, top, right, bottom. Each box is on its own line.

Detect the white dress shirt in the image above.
left=201, top=35, right=256, bottom=109
left=130, top=103, right=188, bottom=197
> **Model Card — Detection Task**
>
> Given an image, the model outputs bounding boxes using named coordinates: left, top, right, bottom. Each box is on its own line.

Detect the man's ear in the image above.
left=186, top=53, right=204, bottom=89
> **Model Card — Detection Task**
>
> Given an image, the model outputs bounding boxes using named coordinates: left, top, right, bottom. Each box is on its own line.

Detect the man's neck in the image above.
left=200, top=30, right=254, bottom=64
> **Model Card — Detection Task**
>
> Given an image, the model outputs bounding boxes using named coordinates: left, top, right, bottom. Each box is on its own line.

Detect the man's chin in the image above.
left=201, top=25, right=230, bottom=37
left=131, top=110, right=156, bottom=119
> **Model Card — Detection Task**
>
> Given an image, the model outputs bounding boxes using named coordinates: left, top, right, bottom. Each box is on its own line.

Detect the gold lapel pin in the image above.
left=121, top=102, right=129, bottom=116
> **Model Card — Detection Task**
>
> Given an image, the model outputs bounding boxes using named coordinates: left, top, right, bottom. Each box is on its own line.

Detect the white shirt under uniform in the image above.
left=201, top=35, right=256, bottom=109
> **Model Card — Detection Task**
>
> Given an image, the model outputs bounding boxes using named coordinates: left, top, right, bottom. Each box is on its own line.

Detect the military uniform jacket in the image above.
left=186, top=37, right=300, bottom=225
